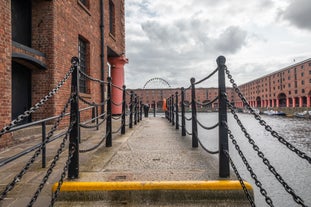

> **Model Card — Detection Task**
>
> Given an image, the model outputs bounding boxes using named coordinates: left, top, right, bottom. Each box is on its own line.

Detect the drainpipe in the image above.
left=100, top=0, right=105, bottom=113
left=107, top=62, right=111, bottom=78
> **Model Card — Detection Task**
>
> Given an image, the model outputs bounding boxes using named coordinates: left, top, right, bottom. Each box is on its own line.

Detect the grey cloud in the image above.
left=141, top=19, right=247, bottom=54
left=213, top=26, right=247, bottom=53
left=141, top=21, right=187, bottom=45
left=280, top=0, right=311, bottom=30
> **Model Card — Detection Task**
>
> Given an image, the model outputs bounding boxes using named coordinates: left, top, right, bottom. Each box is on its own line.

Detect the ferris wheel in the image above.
left=143, top=77, right=171, bottom=89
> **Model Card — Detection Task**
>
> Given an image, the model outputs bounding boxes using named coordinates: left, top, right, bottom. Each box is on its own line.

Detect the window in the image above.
left=302, top=89, right=305, bottom=93
left=301, top=65, right=304, bottom=69
left=288, top=83, right=291, bottom=88
left=295, top=90, right=298, bottom=94
left=302, top=80, right=304, bottom=85
left=109, top=0, right=115, bottom=36
left=289, top=91, right=291, bottom=95
left=301, top=72, right=304, bottom=77
left=78, top=37, right=89, bottom=93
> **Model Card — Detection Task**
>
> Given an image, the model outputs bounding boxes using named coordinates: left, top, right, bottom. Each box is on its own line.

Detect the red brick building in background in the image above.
left=127, top=87, right=235, bottom=111
left=0, top=0, right=126, bottom=146
left=128, top=58, right=310, bottom=112
left=236, top=58, right=311, bottom=109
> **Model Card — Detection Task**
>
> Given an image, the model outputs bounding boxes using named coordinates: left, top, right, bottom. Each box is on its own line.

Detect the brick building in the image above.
left=127, top=87, right=235, bottom=111
left=236, top=58, right=311, bottom=109
left=126, top=58, right=311, bottom=112
left=0, top=0, right=126, bottom=146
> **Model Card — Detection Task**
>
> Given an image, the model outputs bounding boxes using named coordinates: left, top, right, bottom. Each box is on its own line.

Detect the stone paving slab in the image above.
left=0, top=117, right=252, bottom=206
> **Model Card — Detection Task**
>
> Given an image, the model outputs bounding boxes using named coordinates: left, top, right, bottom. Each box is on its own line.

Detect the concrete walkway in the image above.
left=0, top=116, right=252, bottom=207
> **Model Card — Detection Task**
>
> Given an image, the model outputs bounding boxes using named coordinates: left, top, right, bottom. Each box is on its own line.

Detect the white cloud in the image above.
left=124, top=0, right=311, bottom=89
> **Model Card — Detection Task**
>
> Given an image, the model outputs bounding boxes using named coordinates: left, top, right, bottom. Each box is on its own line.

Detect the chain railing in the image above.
left=164, top=56, right=229, bottom=177
left=0, top=57, right=142, bottom=206
left=224, top=68, right=309, bottom=206
left=163, top=55, right=310, bottom=206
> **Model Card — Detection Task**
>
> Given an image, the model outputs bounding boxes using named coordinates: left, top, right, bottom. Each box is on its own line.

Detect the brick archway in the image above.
left=278, top=93, right=287, bottom=107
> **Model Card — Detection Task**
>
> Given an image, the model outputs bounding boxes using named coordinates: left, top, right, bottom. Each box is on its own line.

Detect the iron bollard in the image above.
left=153, top=100, right=156, bottom=117
left=168, top=98, right=171, bottom=122
left=106, top=77, right=112, bottom=147
left=129, top=91, right=134, bottom=128
left=121, top=85, right=126, bottom=134
left=95, top=105, right=99, bottom=130
left=134, top=94, right=137, bottom=125
left=181, top=87, right=186, bottom=136
left=217, top=56, right=229, bottom=178
left=140, top=100, right=143, bottom=120
left=41, top=122, right=46, bottom=168
left=175, top=91, right=179, bottom=130
left=171, top=95, right=175, bottom=126
left=68, top=56, right=80, bottom=179
left=191, top=77, right=198, bottom=148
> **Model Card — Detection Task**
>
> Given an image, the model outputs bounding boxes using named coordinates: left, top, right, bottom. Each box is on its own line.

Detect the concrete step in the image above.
left=53, top=180, right=253, bottom=207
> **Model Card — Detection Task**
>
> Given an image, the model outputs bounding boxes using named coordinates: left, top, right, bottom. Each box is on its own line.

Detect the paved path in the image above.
left=0, top=116, right=252, bottom=207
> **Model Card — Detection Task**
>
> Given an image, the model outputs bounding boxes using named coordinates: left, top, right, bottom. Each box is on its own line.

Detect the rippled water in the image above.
left=192, top=113, right=311, bottom=207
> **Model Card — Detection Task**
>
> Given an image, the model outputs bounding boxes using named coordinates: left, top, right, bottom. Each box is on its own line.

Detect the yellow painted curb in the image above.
left=52, top=180, right=253, bottom=192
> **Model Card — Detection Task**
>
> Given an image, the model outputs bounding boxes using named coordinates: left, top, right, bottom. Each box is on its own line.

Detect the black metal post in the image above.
left=68, top=57, right=80, bottom=179
left=181, top=88, right=186, bottom=136
left=41, top=122, right=46, bottom=168
left=134, top=94, right=137, bottom=125
left=168, top=97, right=171, bottom=122
left=191, top=78, right=198, bottom=148
left=140, top=99, right=143, bottom=120
left=175, top=92, right=179, bottom=130
left=106, top=77, right=112, bottom=147
left=171, top=95, right=175, bottom=126
left=121, top=85, right=126, bottom=134
left=95, top=105, right=99, bottom=130
left=153, top=100, right=156, bottom=117
left=129, top=91, right=133, bottom=128
left=137, top=97, right=140, bottom=123
left=217, top=56, right=229, bottom=178
left=92, top=106, right=95, bottom=123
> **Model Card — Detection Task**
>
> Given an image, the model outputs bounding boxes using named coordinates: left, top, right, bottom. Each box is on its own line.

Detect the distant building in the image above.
left=127, top=59, right=311, bottom=111
left=236, top=58, right=311, bottom=108
left=0, top=0, right=126, bottom=146
left=127, top=87, right=235, bottom=111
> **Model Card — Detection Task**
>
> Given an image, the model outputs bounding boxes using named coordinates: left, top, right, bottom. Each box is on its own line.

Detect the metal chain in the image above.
left=0, top=96, right=73, bottom=200
left=78, top=95, right=106, bottom=107
left=0, top=66, right=75, bottom=137
left=225, top=67, right=311, bottom=165
left=225, top=96, right=307, bottom=206
left=224, top=122, right=274, bottom=206
left=79, top=70, right=107, bottom=84
left=50, top=145, right=76, bottom=207
left=27, top=121, right=75, bottom=206
left=79, top=130, right=109, bottom=153
left=223, top=150, right=256, bottom=207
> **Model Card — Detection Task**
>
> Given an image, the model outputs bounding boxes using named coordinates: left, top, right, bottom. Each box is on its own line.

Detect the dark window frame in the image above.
left=78, top=36, right=90, bottom=94
left=109, top=0, right=116, bottom=36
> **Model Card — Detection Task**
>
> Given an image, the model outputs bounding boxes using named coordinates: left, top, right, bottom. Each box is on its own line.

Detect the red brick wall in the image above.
left=0, top=1, right=12, bottom=147
left=237, top=59, right=311, bottom=108
left=30, top=0, right=125, bottom=121
left=31, top=0, right=54, bottom=120
left=0, top=0, right=126, bottom=147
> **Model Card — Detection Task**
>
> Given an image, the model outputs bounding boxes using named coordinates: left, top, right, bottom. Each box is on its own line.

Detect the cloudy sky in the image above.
left=124, top=0, right=311, bottom=89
